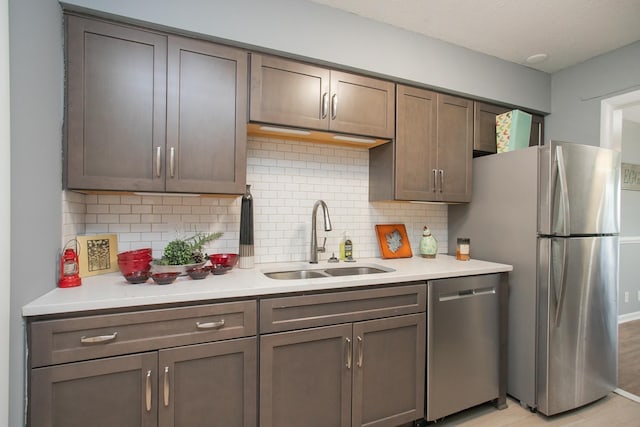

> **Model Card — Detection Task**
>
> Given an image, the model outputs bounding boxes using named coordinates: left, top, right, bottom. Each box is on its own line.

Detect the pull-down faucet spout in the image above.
left=310, top=200, right=332, bottom=264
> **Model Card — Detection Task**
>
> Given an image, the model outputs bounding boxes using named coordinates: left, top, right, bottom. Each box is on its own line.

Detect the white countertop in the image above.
left=22, top=255, right=512, bottom=317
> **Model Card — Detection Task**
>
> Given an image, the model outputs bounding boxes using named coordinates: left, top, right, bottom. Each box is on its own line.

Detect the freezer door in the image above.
left=539, top=141, right=620, bottom=236
left=537, top=236, right=618, bottom=416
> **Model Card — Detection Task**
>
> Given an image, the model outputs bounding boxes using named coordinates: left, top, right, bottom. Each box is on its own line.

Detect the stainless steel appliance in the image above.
left=449, top=141, right=620, bottom=416
left=426, top=274, right=503, bottom=421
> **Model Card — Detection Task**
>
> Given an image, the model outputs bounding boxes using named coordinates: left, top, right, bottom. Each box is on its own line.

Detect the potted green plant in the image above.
left=153, top=231, right=223, bottom=274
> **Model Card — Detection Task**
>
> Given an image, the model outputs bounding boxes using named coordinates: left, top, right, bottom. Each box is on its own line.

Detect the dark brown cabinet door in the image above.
left=260, top=324, right=353, bottom=427
left=394, top=85, right=438, bottom=201
left=529, top=114, right=545, bottom=146
left=329, top=71, right=395, bottom=139
left=381, top=85, right=471, bottom=202
left=250, top=54, right=394, bottom=139
left=352, top=313, right=426, bottom=427
left=473, top=102, right=510, bottom=154
left=30, top=352, right=158, bottom=427
left=474, top=101, right=545, bottom=154
left=166, top=37, right=247, bottom=194
left=250, top=54, right=330, bottom=130
left=158, top=337, right=257, bottom=427
left=436, top=94, right=473, bottom=202
left=65, top=15, right=167, bottom=192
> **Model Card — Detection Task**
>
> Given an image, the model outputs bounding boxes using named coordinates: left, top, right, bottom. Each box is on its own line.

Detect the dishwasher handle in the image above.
left=438, top=286, right=496, bottom=302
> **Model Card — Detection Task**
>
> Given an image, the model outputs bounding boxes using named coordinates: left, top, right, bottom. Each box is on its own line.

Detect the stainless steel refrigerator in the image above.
left=449, top=141, right=620, bottom=416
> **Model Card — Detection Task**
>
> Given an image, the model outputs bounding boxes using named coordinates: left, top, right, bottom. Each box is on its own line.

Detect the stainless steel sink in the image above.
left=263, top=264, right=393, bottom=280
left=263, top=270, right=329, bottom=280
left=323, top=266, right=388, bottom=276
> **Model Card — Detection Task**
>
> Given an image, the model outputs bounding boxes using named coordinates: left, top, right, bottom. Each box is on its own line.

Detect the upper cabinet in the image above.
left=165, top=37, right=247, bottom=194
left=369, top=85, right=473, bottom=203
left=65, top=15, right=247, bottom=194
left=473, top=101, right=545, bottom=156
left=249, top=54, right=395, bottom=139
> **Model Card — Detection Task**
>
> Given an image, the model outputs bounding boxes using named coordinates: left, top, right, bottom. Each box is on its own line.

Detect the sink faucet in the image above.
left=310, top=200, right=332, bottom=263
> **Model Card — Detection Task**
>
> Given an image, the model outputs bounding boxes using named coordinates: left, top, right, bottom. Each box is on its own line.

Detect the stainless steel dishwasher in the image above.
left=426, top=273, right=506, bottom=421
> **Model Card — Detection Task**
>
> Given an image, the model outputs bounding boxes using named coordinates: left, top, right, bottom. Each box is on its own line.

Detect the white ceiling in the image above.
left=307, top=0, right=640, bottom=74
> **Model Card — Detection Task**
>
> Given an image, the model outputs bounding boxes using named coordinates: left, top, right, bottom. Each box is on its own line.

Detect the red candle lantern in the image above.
left=59, top=240, right=82, bottom=288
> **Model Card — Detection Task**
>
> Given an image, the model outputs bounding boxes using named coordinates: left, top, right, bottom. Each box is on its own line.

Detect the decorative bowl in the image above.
left=151, top=272, right=179, bottom=285
left=151, top=262, right=206, bottom=276
left=208, top=253, right=238, bottom=268
left=187, top=266, right=211, bottom=280
left=210, top=264, right=232, bottom=275
left=118, top=248, right=152, bottom=260
left=123, top=270, right=150, bottom=284
left=118, top=260, right=151, bottom=276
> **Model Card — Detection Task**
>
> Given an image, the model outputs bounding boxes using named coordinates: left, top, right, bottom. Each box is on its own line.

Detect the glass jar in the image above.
left=456, top=238, right=470, bottom=261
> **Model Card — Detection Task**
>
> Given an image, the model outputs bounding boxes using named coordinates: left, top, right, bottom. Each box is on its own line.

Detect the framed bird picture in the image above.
left=375, top=224, right=413, bottom=259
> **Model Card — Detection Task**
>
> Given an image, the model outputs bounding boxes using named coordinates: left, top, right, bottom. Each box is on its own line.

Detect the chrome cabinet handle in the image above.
left=345, top=337, right=352, bottom=369
left=145, top=370, right=152, bottom=412
left=554, top=238, right=569, bottom=326
left=322, top=92, right=329, bottom=119
left=555, top=146, right=571, bottom=235
left=163, top=366, right=170, bottom=407
left=439, top=169, right=444, bottom=193
left=155, top=146, right=161, bottom=177
left=169, top=147, right=175, bottom=178
left=196, top=319, right=225, bottom=330
left=331, top=94, right=338, bottom=120
left=538, top=122, right=542, bottom=146
left=432, top=169, right=437, bottom=192
left=356, top=336, right=363, bottom=368
left=80, top=332, right=118, bottom=344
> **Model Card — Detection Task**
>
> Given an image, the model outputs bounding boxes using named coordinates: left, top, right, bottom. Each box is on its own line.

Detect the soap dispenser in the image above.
left=419, top=226, right=438, bottom=258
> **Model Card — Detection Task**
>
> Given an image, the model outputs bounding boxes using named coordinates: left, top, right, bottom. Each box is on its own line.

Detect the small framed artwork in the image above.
left=375, top=224, right=413, bottom=259
left=77, top=234, right=119, bottom=277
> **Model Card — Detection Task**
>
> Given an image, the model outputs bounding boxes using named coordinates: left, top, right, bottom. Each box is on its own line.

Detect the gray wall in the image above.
left=619, top=119, right=640, bottom=315
left=8, top=0, right=63, bottom=425
left=548, top=41, right=640, bottom=146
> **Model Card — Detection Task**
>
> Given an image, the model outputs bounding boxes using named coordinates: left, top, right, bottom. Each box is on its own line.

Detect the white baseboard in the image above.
left=619, top=311, right=640, bottom=323
left=615, top=388, right=640, bottom=403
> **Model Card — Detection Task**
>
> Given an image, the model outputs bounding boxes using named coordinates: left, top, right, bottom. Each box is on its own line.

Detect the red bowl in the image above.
left=123, top=270, right=150, bottom=284
left=118, top=259, right=151, bottom=276
left=208, top=253, right=238, bottom=268
left=187, top=266, right=211, bottom=280
left=151, top=272, right=178, bottom=285
left=118, top=248, right=152, bottom=260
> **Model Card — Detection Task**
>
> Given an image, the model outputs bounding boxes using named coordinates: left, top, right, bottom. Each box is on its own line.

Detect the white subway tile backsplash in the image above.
left=62, top=136, right=448, bottom=262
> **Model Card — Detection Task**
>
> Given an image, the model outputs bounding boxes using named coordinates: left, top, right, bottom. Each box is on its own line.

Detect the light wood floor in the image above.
left=619, top=319, right=640, bottom=397
left=427, top=394, right=640, bottom=426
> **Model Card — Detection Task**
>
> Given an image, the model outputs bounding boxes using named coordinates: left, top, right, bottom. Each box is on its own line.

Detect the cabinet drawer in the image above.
left=260, top=284, right=426, bottom=333
left=30, top=300, right=256, bottom=367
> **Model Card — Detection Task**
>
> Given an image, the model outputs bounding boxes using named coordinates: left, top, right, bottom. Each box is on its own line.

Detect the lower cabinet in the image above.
left=30, top=337, right=257, bottom=427
left=28, top=301, right=258, bottom=427
left=28, top=285, right=428, bottom=426
left=260, top=313, right=426, bottom=427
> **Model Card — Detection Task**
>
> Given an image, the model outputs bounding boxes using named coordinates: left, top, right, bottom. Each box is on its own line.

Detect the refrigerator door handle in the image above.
left=554, top=238, right=568, bottom=326
left=556, top=145, right=571, bottom=235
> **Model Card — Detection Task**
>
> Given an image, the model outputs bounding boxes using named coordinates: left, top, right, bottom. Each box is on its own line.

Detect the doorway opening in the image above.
left=602, top=89, right=640, bottom=403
